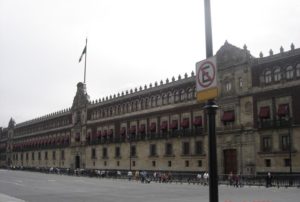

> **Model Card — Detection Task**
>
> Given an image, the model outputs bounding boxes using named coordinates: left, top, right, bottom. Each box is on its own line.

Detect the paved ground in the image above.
left=0, top=169, right=299, bottom=202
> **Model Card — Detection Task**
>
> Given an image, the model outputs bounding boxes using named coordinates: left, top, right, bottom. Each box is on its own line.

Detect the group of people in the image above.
left=127, top=170, right=173, bottom=183
left=196, top=172, right=209, bottom=185
left=228, top=172, right=241, bottom=187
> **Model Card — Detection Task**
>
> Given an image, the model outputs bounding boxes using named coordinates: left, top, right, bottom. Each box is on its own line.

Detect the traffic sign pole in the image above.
left=203, top=1, right=219, bottom=202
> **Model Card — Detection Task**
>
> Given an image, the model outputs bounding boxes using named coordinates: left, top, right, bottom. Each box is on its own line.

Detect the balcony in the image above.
left=257, top=119, right=292, bottom=129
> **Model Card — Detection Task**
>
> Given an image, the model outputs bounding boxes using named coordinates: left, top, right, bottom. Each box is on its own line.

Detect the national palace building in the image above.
left=1, top=41, right=300, bottom=175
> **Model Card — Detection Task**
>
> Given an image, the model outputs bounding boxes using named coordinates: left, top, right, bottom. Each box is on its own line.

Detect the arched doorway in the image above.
left=75, top=155, right=80, bottom=169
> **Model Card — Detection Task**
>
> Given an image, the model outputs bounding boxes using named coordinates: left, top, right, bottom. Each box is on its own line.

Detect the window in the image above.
left=150, top=144, right=157, bottom=156
left=162, top=94, right=167, bottom=105
left=31, top=152, right=35, bottom=161
left=130, top=145, right=136, bottom=157
left=198, top=160, right=202, bottom=167
left=185, top=160, right=189, bottom=167
left=265, top=159, right=271, bottom=167
left=174, top=91, right=180, bottom=102
left=52, top=151, right=56, bottom=160
left=264, top=70, right=272, bottom=84
left=259, top=106, right=270, bottom=119
left=26, top=153, right=28, bottom=161
left=195, top=141, right=203, bottom=155
left=132, top=161, right=136, bottom=167
left=274, top=67, right=281, bottom=82
left=61, top=150, right=65, bottom=160
left=193, top=116, right=202, bottom=127
left=170, top=120, right=178, bottom=130
left=239, top=77, right=243, bottom=88
left=167, top=92, right=172, bottom=104
left=225, top=81, right=232, bottom=92
left=151, top=96, right=155, bottom=107
left=181, top=118, right=189, bottom=129
left=284, top=158, right=291, bottom=167
left=152, top=161, right=156, bottom=167
left=91, top=148, right=96, bottom=159
left=44, top=151, right=48, bottom=160
left=182, top=142, right=190, bottom=155
left=38, top=152, right=41, bottom=160
left=165, top=143, right=173, bottom=156
left=221, top=110, right=235, bottom=124
left=281, top=135, right=290, bottom=151
left=168, top=161, right=172, bottom=167
left=262, top=137, right=272, bottom=152
left=296, top=64, right=300, bottom=77
left=21, top=153, right=23, bottom=161
left=277, top=104, right=289, bottom=118
left=115, top=146, right=120, bottom=158
left=180, top=89, right=186, bottom=101
left=187, top=88, right=194, bottom=100
left=117, top=161, right=120, bottom=166
left=102, top=147, right=108, bottom=158
left=286, top=65, right=294, bottom=79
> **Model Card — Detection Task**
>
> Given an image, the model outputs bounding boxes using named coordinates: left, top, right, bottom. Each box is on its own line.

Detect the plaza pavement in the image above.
left=0, top=169, right=299, bottom=202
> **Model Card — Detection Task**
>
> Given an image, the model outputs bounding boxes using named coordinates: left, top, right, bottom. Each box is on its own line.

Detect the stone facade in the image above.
left=1, top=42, right=299, bottom=175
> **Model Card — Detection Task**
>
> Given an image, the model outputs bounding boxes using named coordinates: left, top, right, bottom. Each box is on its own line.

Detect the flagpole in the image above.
left=84, top=38, right=87, bottom=84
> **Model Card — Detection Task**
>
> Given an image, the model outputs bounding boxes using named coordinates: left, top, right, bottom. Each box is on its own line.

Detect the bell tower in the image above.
left=70, top=82, right=90, bottom=169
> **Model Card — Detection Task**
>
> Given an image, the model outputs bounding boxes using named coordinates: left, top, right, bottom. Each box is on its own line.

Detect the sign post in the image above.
left=197, top=1, right=219, bottom=202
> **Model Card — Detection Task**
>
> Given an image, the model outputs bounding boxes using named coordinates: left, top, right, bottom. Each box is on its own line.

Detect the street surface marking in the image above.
left=0, top=193, right=25, bottom=202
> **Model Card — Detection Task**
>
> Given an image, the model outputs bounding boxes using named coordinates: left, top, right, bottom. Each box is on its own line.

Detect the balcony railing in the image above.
left=257, top=119, right=291, bottom=129
left=86, top=127, right=204, bottom=145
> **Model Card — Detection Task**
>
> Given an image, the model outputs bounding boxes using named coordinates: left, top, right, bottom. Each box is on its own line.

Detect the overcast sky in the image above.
left=1, top=0, right=300, bottom=127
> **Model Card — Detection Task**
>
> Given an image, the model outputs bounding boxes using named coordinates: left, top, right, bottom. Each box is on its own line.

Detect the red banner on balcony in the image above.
left=150, top=123, right=156, bottom=132
left=130, top=126, right=136, bottom=134
left=108, top=129, right=114, bottom=136
left=103, top=130, right=108, bottom=136
left=181, top=118, right=189, bottom=128
left=277, top=104, right=289, bottom=117
left=139, top=124, right=145, bottom=133
left=121, top=127, right=126, bottom=136
left=193, top=116, right=203, bottom=126
left=259, top=106, right=270, bottom=119
left=170, top=120, right=178, bottom=129
left=221, top=111, right=235, bottom=122
left=160, top=121, right=168, bottom=130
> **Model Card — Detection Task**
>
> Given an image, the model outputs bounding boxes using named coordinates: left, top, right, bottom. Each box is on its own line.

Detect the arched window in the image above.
left=126, top=103, right=129, bottom=113
left=225, top=81, right=232, bottom=92
left=151, top=96, right=155, bottom=107
left=264, top=69, right=272, bottom=84
left=167, top=92, right=172, bottom=104
left=156, top=95, right=161, bottom=106
left=187, top=88, right=193, bottom=100
left=145, top=98, right=149, bottom=108
left=296, top=64, right=300, bottom=77
left=140, top=99, right=144, bottom=109
left=286, top=65, right=294, bottom=79
left=180, top=89, right=186, bottom=101
left=274, top=67, right=281, bottom=82
left=174, top=91, right=180, bottom=102
left=135, top=100, right=139, bottom=110
left=109, top=107, right=113, bottom=116
left=117, top=105, right=121, bottom=114
left=162, top=94, right=167, bottom=105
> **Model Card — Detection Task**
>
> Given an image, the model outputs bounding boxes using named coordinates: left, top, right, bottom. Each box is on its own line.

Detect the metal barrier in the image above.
left=7, top=167, right=300, bottom=188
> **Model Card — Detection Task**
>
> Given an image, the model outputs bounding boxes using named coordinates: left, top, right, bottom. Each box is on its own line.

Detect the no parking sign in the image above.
left=195, top=56, right=218, bottom=102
